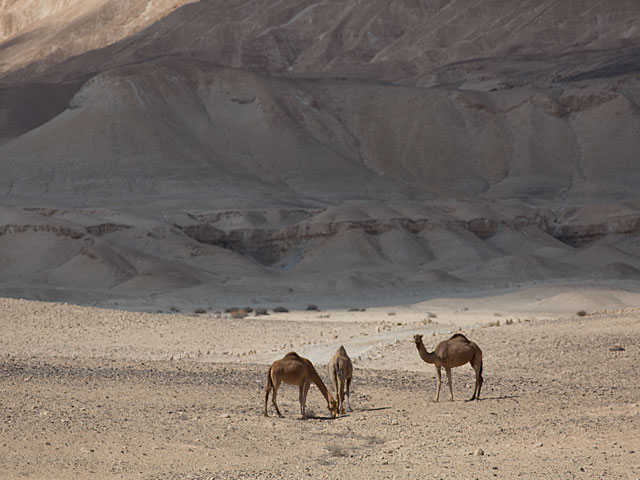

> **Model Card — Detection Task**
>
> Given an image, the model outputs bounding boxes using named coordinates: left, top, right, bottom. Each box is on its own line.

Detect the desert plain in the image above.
left=1, top=290, right=639, bottom=479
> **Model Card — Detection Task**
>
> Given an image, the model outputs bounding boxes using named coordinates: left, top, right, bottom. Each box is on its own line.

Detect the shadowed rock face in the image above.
left=3, top=0, right=640, bottom=84
left=0, top=1, right=639, bottom=305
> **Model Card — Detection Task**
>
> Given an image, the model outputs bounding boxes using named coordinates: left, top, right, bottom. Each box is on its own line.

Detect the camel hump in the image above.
left=283, top=351, right=302, bottom=360
left=449, top=333, right=470, bottom=342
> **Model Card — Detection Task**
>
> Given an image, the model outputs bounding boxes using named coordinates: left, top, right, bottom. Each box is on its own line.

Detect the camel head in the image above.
left=328, top=397, right=338, bottom=418
left=413, top=334, right=424, bottom=345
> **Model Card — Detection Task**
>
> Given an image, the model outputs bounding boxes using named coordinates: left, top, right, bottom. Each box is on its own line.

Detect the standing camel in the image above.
left=328, top=346, right=353, bottom=414
left=413, top=333, right=483, bottom=401
left=264, top=352, right=338, bottom=419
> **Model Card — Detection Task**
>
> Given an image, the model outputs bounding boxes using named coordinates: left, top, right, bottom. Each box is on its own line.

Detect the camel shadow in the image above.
left=305, top=414, right=338, bottom=421
left=472, top=394, right=519, bottom=402
left=305, top=406, right=391, bottom=419
left=353, top=406, right=391, bottom=412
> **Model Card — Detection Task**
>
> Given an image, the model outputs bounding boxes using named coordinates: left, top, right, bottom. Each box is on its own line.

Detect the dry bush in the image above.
left=230, top=310, right=249, bottom=319
left=325, top=444, right=348, bottom=457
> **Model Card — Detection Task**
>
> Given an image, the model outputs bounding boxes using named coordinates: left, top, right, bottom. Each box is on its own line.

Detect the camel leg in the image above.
left=264, top=383, right=271, bottom=417
left=445, top=367, right=454, bottom=401
left=299, top=385, right=305, bottom=417
left=338, top=376, right=346, bottom=414
left=434, top=366, right=442, bottom=402
left=332, top=370, right=341, bottom=414
left=345, top=377, right=352, bottom=412
left=302, top=381, right=311, bottom=418
left=470, top=361, right=483, bottom=401
left=271, top=378, right=283, bottom=417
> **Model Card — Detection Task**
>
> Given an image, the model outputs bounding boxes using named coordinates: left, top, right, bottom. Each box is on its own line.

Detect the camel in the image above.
left=413, top=333, right=483, bottom=402
left=328, top=346, right=353, bottom=414
left=264, top=352, right=338, bottom=419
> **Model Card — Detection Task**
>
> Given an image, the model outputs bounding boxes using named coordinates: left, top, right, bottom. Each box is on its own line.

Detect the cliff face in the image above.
left=2, top=202, right=640, bottom=306
left=1, top=1, right=639, bottom=305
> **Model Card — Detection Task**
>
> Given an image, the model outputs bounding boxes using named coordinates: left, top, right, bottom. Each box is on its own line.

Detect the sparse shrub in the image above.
left=388, top=312, right=396, bottom=316
left=505, top=318, right=514, bottom=325
left=348, top=307, right=366, bottom=312
left=427, top=312, right=437, bottom=318
left=306, top=304, right=319, bottom=311
left=577, top=310, right=587, bottom=317
left=273, top=306, right=289, bottom=313
left=366, top=435, right=385, bottom=445
left=193, top=308, right=207, bottom=314
left=255, top=307, right=269, bottom=316
left=325, top=444, right=348, bottom=457
left=243, top=306, right=253, bottom=313
left=169, top=305, right=180, bottom=312
left=230, top=310, right=248, bottom=319
left=224, top=307, right=239, bottom=313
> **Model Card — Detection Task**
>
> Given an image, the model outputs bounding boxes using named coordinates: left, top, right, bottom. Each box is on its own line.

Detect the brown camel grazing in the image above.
left=328, top=346, right=353, bottom=414
left=413, top=333, right=483, bottom=402
left=264, top=352, right=338, bottom=419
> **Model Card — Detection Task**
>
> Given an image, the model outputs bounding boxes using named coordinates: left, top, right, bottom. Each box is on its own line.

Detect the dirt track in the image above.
left=1, top=303, right=639, bottom=479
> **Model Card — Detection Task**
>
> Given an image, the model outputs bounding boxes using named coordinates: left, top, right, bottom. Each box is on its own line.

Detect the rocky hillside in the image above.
left=0, top=1, right=639, bottom=306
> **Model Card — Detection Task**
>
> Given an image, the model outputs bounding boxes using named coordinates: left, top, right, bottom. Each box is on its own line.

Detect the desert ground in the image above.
left=1, top=291, right=638, bottom=480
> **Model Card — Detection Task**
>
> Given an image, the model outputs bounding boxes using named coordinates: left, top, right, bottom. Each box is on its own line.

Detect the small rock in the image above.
left=535, top=442, right=544, bottom=447
left=609, top=344, right=625, bottom=351
left=474, top=448, right=484, bottom=456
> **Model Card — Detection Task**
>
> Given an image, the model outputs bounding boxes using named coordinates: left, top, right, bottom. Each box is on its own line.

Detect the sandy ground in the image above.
left=1, top=294, right=639, bottom=479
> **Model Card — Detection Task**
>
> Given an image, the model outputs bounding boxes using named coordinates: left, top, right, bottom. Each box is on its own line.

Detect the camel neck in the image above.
left=308, top=363, right=332, bottom=402
left=416, top=341, right=437, bottom=364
